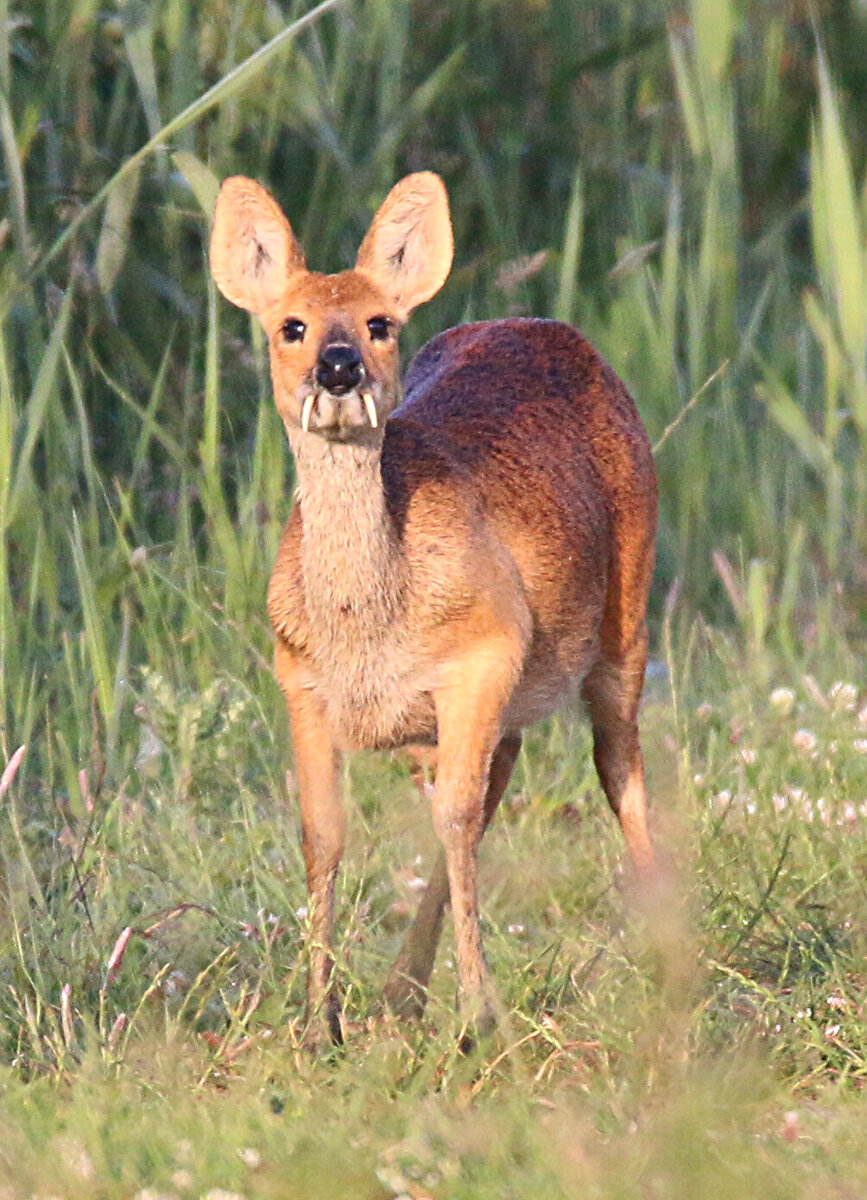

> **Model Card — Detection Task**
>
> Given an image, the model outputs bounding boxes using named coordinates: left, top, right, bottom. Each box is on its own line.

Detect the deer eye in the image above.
left=281, top=318, right=306, bottom=343
left=367, top=316, right=391, bottom=342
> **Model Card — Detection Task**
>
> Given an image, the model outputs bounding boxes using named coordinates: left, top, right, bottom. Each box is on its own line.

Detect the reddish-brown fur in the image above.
left=209, top=172, right=657, bottom=1042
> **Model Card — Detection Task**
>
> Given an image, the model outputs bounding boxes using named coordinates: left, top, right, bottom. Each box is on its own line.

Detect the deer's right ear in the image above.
left=209, top=177, right=305, bottom=314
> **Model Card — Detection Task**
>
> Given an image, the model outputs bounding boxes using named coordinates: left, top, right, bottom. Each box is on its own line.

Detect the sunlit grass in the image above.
left=2, top=634, right=867, bottom=1195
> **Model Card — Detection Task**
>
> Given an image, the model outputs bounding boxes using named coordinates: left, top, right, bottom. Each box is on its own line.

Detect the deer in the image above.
left=209, top=171, right=657, bottom=1045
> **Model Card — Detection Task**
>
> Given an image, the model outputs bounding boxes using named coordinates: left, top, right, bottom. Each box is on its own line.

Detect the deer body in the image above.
left=269, top=317, right=653, bottom=752
left=210, top=174, right=657, bottom=1042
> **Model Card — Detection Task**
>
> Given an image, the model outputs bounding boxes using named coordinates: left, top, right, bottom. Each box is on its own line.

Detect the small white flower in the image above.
left=853, top=739, right=867, bottom=755
left=772, top=794, right=788, bottom=813
left=507, top=923, right=526, bottom=936
left=827, top=994, right=846, bottom=1010
left=828, top=681, right=858, bottom=712
left=843, top=803, right=857, bottom=823
left=737, top=748, right=757, bottom=766
left=769, top=687, right=796, bottom=715
left=792, top=729, right=817, bottom=754
left=824, top=1024, right=841, bottom=1040
left=238, top=1148, right=261, bottom=1171
left=295, top=906, right=308, bottom=921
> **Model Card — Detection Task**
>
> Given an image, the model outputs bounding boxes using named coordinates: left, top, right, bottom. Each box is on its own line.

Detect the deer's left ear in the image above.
left=355, top=172, right=453, bottom=318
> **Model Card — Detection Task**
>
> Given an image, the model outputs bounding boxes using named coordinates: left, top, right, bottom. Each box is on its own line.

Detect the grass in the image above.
left=2, top=658, right=867, bottom=1197
left=1, top=0, right=867, bottom=1194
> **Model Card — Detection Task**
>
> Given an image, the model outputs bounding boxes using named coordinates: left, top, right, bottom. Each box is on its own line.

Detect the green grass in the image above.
left=2, top=0, right=867, bottom=1194
left=2, top=660, right=867, bottom=1196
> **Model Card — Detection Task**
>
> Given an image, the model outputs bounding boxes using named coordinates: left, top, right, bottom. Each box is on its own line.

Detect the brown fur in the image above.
left=209, top=172, right=657, bottom=1041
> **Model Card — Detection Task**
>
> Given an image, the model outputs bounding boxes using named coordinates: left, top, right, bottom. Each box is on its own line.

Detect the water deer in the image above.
left=210, top=171, right=657, bottom=1043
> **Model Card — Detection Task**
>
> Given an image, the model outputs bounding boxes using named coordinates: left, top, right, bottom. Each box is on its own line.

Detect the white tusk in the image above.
left=362, top=392, right=378, bottom=429
left=301, top=394, right=316, bottom=433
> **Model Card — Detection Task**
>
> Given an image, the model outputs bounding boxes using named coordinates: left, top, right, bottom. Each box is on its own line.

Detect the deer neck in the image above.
left=290, top=434, right=407, bottom=634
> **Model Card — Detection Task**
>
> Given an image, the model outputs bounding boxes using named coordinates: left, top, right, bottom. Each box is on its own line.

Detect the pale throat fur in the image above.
left=267, top=429, right=441, bottom=752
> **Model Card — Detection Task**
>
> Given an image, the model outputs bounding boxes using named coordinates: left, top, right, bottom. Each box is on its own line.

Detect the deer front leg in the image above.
left=430, top=639, right=523, bottom=1033
left=274, top=642, right=345, bottom=1045
left=384, top=734, right=522, bottom=1019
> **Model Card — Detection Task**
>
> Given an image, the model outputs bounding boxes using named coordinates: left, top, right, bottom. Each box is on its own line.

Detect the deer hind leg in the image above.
left=582, top=627, right=655, bottom=874
left=384, top=734, right=522, bottom=1020
left=275, top=643, right=345, bottom=1045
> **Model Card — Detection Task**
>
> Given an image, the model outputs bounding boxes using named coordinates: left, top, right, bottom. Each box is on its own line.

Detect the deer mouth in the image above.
left=299, top=389, right=380, bottom=439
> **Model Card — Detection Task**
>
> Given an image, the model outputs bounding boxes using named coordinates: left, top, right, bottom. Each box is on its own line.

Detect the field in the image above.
left=1, top=0, right=867, bottom=1195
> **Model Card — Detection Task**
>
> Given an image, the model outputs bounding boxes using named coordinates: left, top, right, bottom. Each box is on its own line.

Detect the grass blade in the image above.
left=553, top=166, right=584, bottom=324
left=96, top=164, right=142, bottom=298
left=5, top=283, right=74, bottom=530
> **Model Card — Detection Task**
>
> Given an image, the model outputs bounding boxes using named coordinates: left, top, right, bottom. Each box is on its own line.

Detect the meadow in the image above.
left=1, top=0, right=866, bottom=1195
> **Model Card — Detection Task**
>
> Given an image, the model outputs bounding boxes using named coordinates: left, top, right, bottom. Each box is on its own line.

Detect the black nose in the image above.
left=316, top=344, right=364, bottom=395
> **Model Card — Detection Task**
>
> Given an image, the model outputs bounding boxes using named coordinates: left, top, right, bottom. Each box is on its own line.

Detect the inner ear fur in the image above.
left=355, top=172, right=453, bottom=318
left=209, top=176, right=305, bottom=314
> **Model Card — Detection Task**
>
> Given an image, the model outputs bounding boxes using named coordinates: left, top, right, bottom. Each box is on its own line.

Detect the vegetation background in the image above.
left=1, top=0, right=867, bottom=1195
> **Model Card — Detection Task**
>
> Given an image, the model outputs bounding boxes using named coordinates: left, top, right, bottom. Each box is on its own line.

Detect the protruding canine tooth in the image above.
left=301, top=393, right=315, bottom=433
left=362, top=392, right=378, bottom=429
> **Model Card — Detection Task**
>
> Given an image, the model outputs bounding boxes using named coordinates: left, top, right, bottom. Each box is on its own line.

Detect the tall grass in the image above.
left=1, top=0, right=867, bottom=1194
left=3, top=0, right=865, bottom=627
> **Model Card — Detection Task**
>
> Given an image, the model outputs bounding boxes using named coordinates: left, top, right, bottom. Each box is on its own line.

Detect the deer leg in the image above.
left=427, top=641, right=522, bottom=1032
left=274, top=642, right=345, bottom=1045
left=384, top=733, right=522, bottom=1019
left=582, top=628, right=655, bottom=874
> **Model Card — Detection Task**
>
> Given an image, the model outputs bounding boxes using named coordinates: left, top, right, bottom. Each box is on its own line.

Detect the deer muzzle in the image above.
left=299, top=388, right=379, bottom=437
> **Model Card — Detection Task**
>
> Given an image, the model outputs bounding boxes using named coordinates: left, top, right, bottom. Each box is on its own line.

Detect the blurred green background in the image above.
left=4, top=0, right=867, bottom=650
left=2, top=2, right=867, bottom=1195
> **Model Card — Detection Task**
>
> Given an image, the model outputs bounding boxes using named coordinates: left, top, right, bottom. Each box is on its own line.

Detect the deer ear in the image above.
left=209, top=176, right=305, bottom=314
left=355, top=172, right=453, bottom=318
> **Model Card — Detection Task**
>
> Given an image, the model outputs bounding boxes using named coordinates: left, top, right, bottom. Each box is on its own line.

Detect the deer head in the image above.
left=209, top=172, right=454, bottom=442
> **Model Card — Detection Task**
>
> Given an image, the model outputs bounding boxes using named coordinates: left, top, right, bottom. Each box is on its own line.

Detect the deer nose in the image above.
left=316, top=344, right=364, bottom=395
